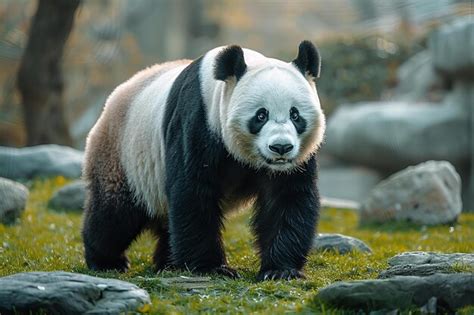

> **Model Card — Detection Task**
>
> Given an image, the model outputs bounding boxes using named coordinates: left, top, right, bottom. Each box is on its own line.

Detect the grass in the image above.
left=0, top=177, right=473, bottom=314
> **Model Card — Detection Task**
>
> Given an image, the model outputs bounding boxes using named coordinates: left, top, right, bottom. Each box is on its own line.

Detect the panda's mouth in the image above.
left=264, top=157, right=293, bottom=165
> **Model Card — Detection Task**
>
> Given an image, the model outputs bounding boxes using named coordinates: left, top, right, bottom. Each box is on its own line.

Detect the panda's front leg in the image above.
left=253, top=158, right=319, bottom=281
left=166, top=183, right=240, bottom=279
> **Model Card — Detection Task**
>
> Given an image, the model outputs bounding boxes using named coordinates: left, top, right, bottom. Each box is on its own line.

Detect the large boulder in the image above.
left=48, top=180, right=86, bottom=211
left=429, top=17, right=474, bottom=80
left=0, top=177, right=28, bottom=225
left=0, top=271, right=150, bottom=315
left=324, top=102, right=470, bottom=172
left=0, top=145, right=84, bottom=180
left=316, top=273, right=474, bottom=313
left=360, top=161, right=462, bottom=225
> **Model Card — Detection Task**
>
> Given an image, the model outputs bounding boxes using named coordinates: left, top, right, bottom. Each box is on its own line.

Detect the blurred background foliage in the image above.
left=0, top=0, right=471, bottom=147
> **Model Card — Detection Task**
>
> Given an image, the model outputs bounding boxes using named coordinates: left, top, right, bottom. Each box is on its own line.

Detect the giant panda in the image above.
left=82, top=40, right=325, bottom=281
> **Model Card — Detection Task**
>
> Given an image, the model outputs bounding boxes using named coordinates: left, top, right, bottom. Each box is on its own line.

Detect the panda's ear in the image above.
left=214, top=45, right=247, bottom=82
left=292, top=40, right=321, bottom=80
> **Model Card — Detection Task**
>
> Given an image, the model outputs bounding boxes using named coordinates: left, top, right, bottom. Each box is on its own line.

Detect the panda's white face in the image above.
left=224, top=63, right=325, bottom=173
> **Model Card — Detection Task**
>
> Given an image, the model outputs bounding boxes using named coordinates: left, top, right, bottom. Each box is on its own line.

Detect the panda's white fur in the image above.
left=121, top=64, right=190, bottom=216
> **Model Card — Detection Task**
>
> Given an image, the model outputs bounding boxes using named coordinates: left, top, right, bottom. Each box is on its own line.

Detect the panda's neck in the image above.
left=200, top=47, right=228, bottom=137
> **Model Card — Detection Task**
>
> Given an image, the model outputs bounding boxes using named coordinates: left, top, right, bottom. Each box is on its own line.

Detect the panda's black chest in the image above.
left=217, top=156, right=259, bottom=213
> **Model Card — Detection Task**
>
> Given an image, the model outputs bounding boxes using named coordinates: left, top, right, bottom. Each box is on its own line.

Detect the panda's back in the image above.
left=84, top=60, right=191, bottom=217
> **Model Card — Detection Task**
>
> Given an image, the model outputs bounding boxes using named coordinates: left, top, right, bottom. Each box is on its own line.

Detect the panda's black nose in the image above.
left=269, top=143, right=294, bottom=155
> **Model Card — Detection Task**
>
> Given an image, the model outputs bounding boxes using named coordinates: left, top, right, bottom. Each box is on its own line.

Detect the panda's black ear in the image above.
left=214, top=45, right=247, bottom=82
left=292, top=40, right=321, bottom=80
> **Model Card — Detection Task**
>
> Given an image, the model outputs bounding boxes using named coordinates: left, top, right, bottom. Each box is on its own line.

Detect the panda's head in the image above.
left=214, top=41, right=325, bottom=173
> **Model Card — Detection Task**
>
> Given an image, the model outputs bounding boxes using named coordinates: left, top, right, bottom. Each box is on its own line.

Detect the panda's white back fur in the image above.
left=121, top=64, right=189, bottom=216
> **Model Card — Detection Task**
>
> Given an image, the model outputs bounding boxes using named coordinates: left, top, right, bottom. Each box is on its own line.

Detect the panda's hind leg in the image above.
left=150, top=219, right=173, bottom=271
left=82, top=179, right=149, bottom=272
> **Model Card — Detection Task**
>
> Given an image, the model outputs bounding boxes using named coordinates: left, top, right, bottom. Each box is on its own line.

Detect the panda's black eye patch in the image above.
left=290, top=107, right=306, bottom=134
left=248, top=108, right=268, bottom=134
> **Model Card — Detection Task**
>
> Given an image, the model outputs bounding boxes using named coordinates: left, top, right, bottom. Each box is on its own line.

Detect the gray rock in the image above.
left=319, top=165, right=382, bottom=203
left=388, top=251, right=474, bottom=267
left=0, top=145, right=84, bottom=180
left=429, top=17, right=474, bottom=79
left=379, top=263, right=457, bottom=279
left=325, top=102, right=470, bottom=172
left=379, top=252, right=474, bottom=278
left=0, top=271, right=150, bottom=315
left=0, top=177, right=28, bottom=225
left=313, top=233, right=372, bottom=254
left=49, top=180, right=86, bottom=211
left=360, top=161, right=462, bottom=225
left=316, top=273, right=474, bottom=312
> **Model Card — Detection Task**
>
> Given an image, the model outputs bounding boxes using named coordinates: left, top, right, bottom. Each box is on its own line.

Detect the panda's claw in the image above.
left=209, top=265, right=241, bottom=279
left=257, top=268, right=305, bottom=281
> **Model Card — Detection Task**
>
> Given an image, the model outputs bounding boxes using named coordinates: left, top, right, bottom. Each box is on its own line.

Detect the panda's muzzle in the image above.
left=269, top=144, right=294, bottom=155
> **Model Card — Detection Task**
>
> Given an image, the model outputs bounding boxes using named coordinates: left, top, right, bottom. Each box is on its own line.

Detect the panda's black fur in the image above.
left=82, top=41, right=323, bottom=280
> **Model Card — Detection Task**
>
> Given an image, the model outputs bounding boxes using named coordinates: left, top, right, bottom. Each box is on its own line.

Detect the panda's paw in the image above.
left=86, top=254, right=130, bottom=272
left=257, top=268, right=305, bottom=281
left=202, top=265, right=241, bottom=279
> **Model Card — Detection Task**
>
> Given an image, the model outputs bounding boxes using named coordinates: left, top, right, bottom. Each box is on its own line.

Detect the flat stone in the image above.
left=316, top=273, right=474, bottom=312
left=0, top=145, right=84, bottom=180
left=157, top=276, right=212, bottom=290
left=379, top=252, right=474, bottom=279
left=48, top=180, right=86, bottom=211
left=360, top=161, right=462, bottom=225
left=313, top=233, right=372, bottom=254
left=379, top=263, right=456, bottom=279
left=388, top=251, right=474, bottom=267
left=0, top=271, right=150, bottom=315
left=0, top=177, right=28, bottom=225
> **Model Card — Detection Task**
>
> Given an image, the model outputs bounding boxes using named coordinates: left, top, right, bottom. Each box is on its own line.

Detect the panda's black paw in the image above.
left=86, top=253, right=130, bottom=272
left=199, top=265, right=241, bottom=279
left=257, top=268, right=305, bottom=281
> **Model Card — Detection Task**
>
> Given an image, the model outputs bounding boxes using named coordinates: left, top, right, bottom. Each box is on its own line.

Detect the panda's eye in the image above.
left=249, top=108, right=269, bottom=134
left=290, top=107, right=299, bottom=121
left=256, top=109, right=268, bottom=122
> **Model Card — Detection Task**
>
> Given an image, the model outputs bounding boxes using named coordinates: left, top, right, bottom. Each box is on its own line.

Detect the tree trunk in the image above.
left=17, top=0, right=80, bottom=146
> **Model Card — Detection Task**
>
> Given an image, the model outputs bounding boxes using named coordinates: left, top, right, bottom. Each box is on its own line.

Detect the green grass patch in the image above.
left=1, top=177, right=473, bottom=314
